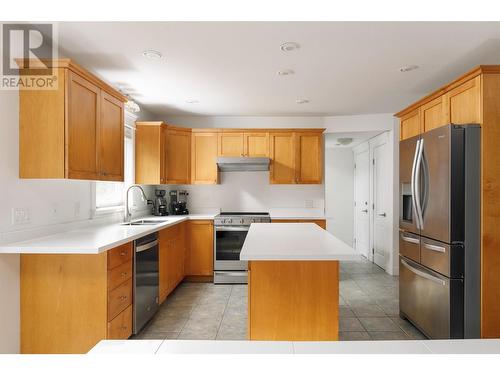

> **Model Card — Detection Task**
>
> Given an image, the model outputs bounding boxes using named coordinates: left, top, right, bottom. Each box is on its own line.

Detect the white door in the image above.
left=354, top=145, right=370, bottom=259
left=372, top=133, right=390, bottom=269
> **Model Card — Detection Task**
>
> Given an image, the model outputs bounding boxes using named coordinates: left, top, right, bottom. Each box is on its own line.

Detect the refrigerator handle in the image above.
left=414, top=139, right=424, bottom=229
left=411, top=139, right=421, bottom=229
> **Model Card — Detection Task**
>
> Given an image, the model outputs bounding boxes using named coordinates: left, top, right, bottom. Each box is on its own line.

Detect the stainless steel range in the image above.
left=214, top=212, right=271, bottom=284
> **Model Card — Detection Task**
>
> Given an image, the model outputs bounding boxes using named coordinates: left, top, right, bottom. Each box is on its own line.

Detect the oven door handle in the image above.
left=215, top=226, right=250, bottom=232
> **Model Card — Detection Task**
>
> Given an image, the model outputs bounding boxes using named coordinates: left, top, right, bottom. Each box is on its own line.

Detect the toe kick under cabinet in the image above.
left=20, top=242, right=133, bottom=354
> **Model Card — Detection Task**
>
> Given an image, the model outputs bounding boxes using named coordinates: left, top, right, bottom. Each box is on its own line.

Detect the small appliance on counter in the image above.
left=169, top=190, right=189, bottom=215
left=153, top=189, right=168, bottom=216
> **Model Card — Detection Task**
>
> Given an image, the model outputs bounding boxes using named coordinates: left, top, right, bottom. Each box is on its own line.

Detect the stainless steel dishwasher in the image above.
left=133, top=232, right=159, bottom=334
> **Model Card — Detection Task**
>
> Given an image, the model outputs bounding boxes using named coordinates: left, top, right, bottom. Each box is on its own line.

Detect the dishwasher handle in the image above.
left=136, top=239, right=158, bottom=252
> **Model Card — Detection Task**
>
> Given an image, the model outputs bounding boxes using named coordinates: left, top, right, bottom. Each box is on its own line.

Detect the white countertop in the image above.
left=240, top=223, right=359, bottom=261
left=88, top=339, right=500, bottom=354
left=0, top=214, right=216, bottom=254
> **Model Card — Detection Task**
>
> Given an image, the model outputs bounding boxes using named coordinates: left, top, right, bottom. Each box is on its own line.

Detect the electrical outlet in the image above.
left=305, top=200, right=314, bottom=208
left=74, top=202, right=80, bottom=217
left=51, top=203, right=58, bottom=217
left=12, top=208, right=31, bottom=225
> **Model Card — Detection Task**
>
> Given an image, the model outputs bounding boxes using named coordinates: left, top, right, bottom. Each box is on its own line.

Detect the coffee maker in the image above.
left=169, top=190, right=189, bottom=215
left=153, top=189, right=168, bottom=216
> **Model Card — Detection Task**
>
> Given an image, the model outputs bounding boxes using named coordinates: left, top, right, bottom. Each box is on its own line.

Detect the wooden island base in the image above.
left=248, top=260, right=339, bottom=341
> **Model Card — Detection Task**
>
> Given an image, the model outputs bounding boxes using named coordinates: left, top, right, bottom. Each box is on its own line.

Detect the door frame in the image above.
left=353, top=142, right=371, bottom=260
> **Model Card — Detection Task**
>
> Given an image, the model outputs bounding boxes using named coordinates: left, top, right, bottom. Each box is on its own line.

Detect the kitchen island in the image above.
left=240, top=223, right=359, bottom=341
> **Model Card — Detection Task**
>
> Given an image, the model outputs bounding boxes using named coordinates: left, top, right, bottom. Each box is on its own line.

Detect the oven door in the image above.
left=214, top=225, right=249, bottom=271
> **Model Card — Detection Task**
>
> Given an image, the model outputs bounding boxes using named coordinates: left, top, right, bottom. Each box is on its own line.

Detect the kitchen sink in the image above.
left=120, top=219, right=169, bottom=226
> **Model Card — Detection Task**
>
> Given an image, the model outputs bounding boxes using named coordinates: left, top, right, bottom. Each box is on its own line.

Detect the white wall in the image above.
left=324, top=148, right=354, bottom=246
left=0, top=90, right=154, bottom=353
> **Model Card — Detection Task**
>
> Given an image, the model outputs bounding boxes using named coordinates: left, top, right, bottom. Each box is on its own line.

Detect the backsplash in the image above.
left=157, top=171, right=325, bottom=213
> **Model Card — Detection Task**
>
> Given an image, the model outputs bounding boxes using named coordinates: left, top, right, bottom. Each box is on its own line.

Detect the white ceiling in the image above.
left=55, top=22, right=500, bottom=117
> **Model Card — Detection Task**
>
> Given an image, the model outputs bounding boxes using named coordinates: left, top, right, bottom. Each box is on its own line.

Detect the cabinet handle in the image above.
left=120, top=295, right=127, bottom=301
left=120, top=251, right=126, bottom=256
left=120, top=326, right=128, bottom=330
left=121, top=272, right=128, bottom=277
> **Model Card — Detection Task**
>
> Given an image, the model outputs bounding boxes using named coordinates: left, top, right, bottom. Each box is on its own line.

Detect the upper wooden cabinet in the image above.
left=135, top=122, right=191, bottom=185
left=218, top=131, right=270, bottom=157
left=18, top=59, right=126, bottom=181
left=420, top=95, right=448, bottom=133
left=445, top=75, right=481, bottom=124
left=191, top=130, right=219, bottom=184
left=399, top=109, right=421, bottom=141
left=270, top=130, right=324, bottom=184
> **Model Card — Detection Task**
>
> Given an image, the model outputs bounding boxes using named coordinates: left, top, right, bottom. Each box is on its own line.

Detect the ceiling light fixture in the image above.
left=142, top=49, right=162, bottom=60
left=280, top=42, right=300, bottom=52
left=277, top=69, right=295, bottom=76
left=336, top=138, right=353, bottom=146
left=296, top=99, right=309, bottom=104
left=399, top=65, right=419, bottom=72
left=186, top=99, right=199, bottom=104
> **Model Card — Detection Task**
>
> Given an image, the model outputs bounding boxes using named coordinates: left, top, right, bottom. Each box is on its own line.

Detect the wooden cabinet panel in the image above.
left=99, top=91, right=124, bottom=181
left=67, top=71, right=100, bottom=180
left=186, top=220, right=214, bottom=276
left=270, top=132, right=296, bottom=184
left=272, top=219, right=326, bottom=230
left=107, top=260, right=132, bottom=291
left=135, top=123, right=164, bottom=184
left=107, top=278, right=132, bottom=321
left=244, top=132, right=269, bottom=157
left=421, top=95, right=448, bottom=133
left=159, top=228, right=169, bottom=303
left=446, top=76, right=481, bottom=124
left=107, top=242, right=133, bottom=269
left=218, top=132, right=244, bottom=156
left=159, top=223, right=187, bottom=303
left=107, top=305, right=132, bottom=339
left=296, top=132, right=322, bottom=184
left=166, top=128, right=191, bottom=184
left=400, top=109, right=421, bottom=141
left=191, top=131, right=218, bottom=184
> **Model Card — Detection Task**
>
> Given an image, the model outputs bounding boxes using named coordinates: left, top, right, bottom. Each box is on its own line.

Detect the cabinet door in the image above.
left=446, top=76, right=481, bottom=124
left=166, top=129, right=191, bottom=184
left=400, top=109, right=421, bottom=141
left=295, top=132, right=322, bottom=184
left=99, top=91, right=124, bottom=181
left=269, top=132, right=296, bottom=184
left=158, top=228, right=169, bottom=303
left=135, top=124, right=163, bottom=184
left=421, top=95, right=448, bottom=133
left=186, top=221, right=214, bottom=276
left=67, top=71, right=100, bottom=180
left=191, top=132, right=218, bottom=184
left=218, top=132, right=244, bottom=156
left=244, top=132, right=269, bottom=157
left=166, top=239, right=176, bottom=295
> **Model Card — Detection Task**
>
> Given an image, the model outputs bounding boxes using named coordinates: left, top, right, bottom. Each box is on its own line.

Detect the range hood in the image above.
left=216, top=157, right=270, bottom=172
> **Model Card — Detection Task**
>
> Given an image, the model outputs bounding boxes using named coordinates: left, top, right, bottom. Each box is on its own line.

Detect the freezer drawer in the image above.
left=420, top=237, right=464, bottom=278
left=399, top=231, right=420, bottom=263
left=399, top=257, right=464, bottom=339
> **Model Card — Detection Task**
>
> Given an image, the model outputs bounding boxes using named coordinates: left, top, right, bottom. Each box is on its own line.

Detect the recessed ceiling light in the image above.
left=399, top=65, right=419, bottom=72
left=185, top=99, right=199, bottom=104
left=280, top=42, right=300, bottom=52
left=142, top=49, right=162, bottom=60
left=277, top=69, right=295, bottom=76
left=296, top=99, right=309, bottom=104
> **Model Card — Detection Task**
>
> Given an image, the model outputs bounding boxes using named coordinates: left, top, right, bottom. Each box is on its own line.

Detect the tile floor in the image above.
left=133, top=258, right=426, bottom=341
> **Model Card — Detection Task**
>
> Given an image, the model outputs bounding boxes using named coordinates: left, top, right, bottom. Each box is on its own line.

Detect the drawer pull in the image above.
left=401, top=234, right=420, bottom=245
left=423, top=243, right=446, bottom=253
left=120, top=251, right=126, bottom=256
left=401, top=259, right=446, bottom=286
left=121, top=326, right=128, bottom=330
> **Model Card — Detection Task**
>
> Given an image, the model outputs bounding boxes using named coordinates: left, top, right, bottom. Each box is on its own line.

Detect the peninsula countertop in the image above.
left=240, top=222, right=359, bottom=261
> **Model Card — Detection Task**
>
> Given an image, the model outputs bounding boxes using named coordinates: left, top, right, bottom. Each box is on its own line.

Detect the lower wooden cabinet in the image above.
left=20, top=242, right=133, bottom=354
left=185, top=220, right=214, bottom=276
left=271, top=219, right=326, bottom=230
left=159, top=222, right=186, bottom=303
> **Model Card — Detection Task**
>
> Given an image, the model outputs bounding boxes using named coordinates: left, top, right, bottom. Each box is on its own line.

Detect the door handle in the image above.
left=378, top=213, right=386, bottom=217
left=423, top=243, right=446, bottom=253
left=401, top=259, right=446, bottom=286
left=401, top=233, right=420, bottom=245
left=361, top=209, right=368, bottom=213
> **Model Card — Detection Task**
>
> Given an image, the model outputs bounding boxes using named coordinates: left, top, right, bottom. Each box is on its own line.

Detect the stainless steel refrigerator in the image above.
left=399, top=124, right=481, bottom=339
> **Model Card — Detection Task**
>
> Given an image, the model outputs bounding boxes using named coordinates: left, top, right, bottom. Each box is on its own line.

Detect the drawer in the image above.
left=108, top=242, right=133, bottom=269
left=399, top=231, right=420, bottom=263
left=107, top=304, right=132, bottom=339
left=108, top=278, right=132, bottom=321
left=108, top=260, right=132, bottom=291
left=399, top=257, right=463, bottom=339
left=421, top=237, right=464, bottom=278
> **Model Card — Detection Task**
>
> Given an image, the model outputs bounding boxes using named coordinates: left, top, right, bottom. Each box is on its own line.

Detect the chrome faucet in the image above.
left=124, top=185, right=150, bottom=223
